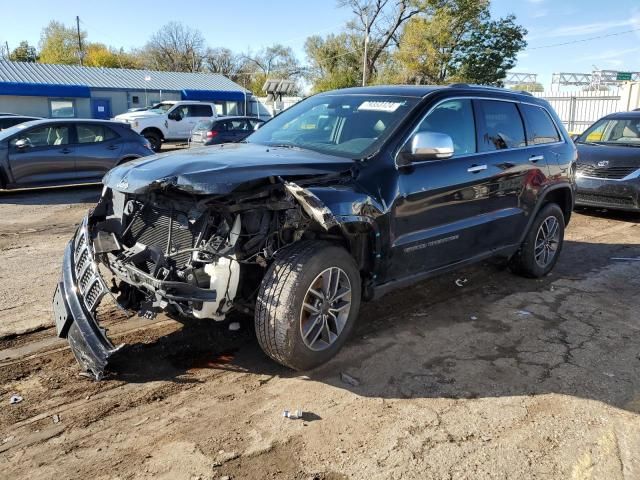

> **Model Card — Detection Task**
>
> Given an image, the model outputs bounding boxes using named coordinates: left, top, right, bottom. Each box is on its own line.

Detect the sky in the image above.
left=1, top=0, right=639, bottom=90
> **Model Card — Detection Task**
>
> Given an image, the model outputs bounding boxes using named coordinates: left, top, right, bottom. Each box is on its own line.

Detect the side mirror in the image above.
left=168, top=111, right=182, bottom=121
left=570, top=134, right=580, bottom=142
left=14, top=139, right=30, bottom=150
left=398, top=132, right=454, bottom=167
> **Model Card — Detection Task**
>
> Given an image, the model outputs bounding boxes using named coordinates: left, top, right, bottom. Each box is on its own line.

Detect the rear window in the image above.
left=478, top=100, right=526, bottom=151
left=521, top=104, right=561, bottom=145
left=195, top=119, right=213, bottom=131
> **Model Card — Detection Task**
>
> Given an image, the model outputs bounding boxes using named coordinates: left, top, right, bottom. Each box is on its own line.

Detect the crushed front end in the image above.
left=53, top=180, right=324, bottom=379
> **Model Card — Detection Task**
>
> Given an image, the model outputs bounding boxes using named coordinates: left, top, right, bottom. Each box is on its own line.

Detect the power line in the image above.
left=526, top=27, right=640, bottom=51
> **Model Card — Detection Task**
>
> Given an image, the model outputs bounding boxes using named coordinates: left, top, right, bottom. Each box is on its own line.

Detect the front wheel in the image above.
left=510, top=203, right=565, bottom=278
left=255, top=241, right=361, bottom=370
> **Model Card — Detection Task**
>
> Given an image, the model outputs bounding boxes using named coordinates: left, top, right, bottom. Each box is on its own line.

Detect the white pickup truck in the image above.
left=113, top=101, right=217, bottom=152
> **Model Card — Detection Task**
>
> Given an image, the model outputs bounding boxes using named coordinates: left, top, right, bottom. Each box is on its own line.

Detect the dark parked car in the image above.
left=0, top=119, right=154, bottom=189
left=0, top=114, right=41, bottom=131
left=574, top=111, right=640, bottom=211
left=189, top=116, right=266, bottom=147
left=52, top=85, right=576, bottom=379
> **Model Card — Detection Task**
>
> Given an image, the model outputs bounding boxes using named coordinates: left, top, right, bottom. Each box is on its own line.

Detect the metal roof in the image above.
left=0, top=60, right=247, bottom=93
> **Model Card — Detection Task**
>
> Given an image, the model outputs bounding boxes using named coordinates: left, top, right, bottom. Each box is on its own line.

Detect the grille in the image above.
left=74, top=232, right=86, bottom=258
left=576, top=163, right=638, bottom=180
left=84, top=280, right=103, bottom=311
left=73, top=226, right=107, bottom=312
left=76, top=249, right=90, bottom=277
left=576, top=192, right=635, bottom=207
left=78, top=267, right=93, bottom=293
left=125, top=205, right=199, bottom=270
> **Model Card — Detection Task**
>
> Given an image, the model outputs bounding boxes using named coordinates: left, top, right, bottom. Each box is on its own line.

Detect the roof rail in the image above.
left=512, top=90, right=533, bottom=96
left=448, top=83, right=535, bottom=96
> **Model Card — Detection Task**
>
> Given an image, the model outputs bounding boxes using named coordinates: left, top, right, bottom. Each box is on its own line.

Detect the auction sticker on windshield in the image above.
left=358, top=101, right=404, bottom=112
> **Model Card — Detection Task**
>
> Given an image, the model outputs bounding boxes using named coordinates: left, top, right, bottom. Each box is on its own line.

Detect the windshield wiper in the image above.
left=269, top=143, right=302, bottom=150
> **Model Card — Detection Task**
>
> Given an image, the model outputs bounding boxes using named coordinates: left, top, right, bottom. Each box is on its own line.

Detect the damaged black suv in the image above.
left=53, top=85, right=577, bottom=379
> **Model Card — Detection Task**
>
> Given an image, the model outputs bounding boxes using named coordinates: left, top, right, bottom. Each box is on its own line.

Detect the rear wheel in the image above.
left=510, top=203, right=565, bottom=278
left=255, top=240, right=361, bottom=370
left=143, top=131, right=162, bottom=152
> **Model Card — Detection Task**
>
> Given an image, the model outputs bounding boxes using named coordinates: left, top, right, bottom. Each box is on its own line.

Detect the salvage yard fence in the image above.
left=533, top=89, right=622, bottom=134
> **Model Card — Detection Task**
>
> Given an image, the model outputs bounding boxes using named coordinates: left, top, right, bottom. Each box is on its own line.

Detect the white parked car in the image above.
left=113, top=101, right=217, bottom=152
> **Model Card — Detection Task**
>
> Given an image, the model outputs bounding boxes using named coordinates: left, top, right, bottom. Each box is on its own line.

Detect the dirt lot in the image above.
left=1, top=185, right=639, bottom=480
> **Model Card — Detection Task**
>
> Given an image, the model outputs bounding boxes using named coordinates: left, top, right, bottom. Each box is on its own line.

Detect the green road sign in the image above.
left=616, top=72, right=632, bottom=81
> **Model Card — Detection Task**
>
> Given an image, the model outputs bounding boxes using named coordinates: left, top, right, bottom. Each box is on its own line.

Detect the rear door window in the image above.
left=477, top=100, right=526, bottom=151
left=76, top=124, right=118, bottom=143
left=187, top=104, right=213, bottom=117
left=229, top=119, right=250, bottom=131
left=520, top=104, right=561, bottom=145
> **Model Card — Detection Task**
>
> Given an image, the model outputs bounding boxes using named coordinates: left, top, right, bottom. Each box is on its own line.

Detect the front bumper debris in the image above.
left=52, top=218, right=121, bottom=380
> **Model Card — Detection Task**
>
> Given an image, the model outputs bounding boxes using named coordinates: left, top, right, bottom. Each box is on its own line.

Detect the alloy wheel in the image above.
left=299, top=267, right=352, bottom=352
left=534, top=216, right=560, bottom=268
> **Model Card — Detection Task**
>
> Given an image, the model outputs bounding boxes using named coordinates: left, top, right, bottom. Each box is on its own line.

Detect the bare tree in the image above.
left=241, top=45, right=303, bottom=93
left=204, top=47, right=245, bottom=81
left=242, top=45, right=302, bottom=78
left=338, top=0, right=422, bottom=82
left=144, top=22, right=206, bottom=72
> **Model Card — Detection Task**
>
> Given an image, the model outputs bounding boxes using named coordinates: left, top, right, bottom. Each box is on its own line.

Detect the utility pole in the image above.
left=76, top=16, right=84, bottom=66
left=362, top=13, right=369, bottom=87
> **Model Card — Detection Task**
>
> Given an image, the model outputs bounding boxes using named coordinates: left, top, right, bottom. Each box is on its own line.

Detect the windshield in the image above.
left=147, top=102, right=175, bottom=114
left=578, top=117, right=640, bottom=145
left=0, top=121, right=35, bottom=141
left=246, top=94, right=420, bottom=158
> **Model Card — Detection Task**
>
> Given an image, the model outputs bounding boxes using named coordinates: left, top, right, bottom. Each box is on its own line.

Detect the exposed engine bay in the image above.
left=87, top=178, right=335, bottom=322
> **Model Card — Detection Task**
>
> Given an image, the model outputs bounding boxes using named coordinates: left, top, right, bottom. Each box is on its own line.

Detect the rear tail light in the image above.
left=206, top=130, right=218, bottom=138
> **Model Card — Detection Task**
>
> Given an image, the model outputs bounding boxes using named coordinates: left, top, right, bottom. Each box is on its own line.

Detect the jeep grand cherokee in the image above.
left=52, top=85, right=577, bottom=379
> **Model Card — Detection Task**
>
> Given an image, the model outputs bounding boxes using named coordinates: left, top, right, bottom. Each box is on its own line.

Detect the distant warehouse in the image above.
left=0, top=60, right=267, bottom=119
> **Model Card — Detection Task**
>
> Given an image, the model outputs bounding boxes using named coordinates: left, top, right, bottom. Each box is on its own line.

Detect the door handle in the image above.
left=60, top=148, right=72, bottom=154
left=107, top=145, right=119, bottom=150
left=529, top=155, right=544, bottom=163
left=467, top=164, right=487, bottom=173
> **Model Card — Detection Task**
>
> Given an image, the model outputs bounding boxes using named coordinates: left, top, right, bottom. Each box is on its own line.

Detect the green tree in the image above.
left=38, top=20, right=86, bottom=65
left=395, top=0, right=488, bottom=84
left=304, top=33, right=363, bottom=92
left=451, top=14, right=527, bottom=86
left=9, top=41, right=38, bottom=62
left=395, top=0, right=526, bottom=86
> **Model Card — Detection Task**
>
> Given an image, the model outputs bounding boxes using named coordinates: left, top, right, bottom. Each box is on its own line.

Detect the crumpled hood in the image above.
left=577, top=143, right=640, bottom=168
left=103, top=143, right=354, bottom=195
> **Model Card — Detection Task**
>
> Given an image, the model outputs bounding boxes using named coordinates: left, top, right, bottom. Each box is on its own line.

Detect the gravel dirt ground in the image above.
left=1, top=183, right=639, bottom=480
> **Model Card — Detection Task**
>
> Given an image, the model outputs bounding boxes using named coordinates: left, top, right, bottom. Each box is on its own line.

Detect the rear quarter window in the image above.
left=521, top=104, right=561, bottom=145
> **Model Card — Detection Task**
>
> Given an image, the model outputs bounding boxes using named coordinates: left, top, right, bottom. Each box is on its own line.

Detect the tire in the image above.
left=143, top=131, right=162, bottom=152
left=510, top=203, right=565, bottom=278
left=255, top=240, right=361, bottom=370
